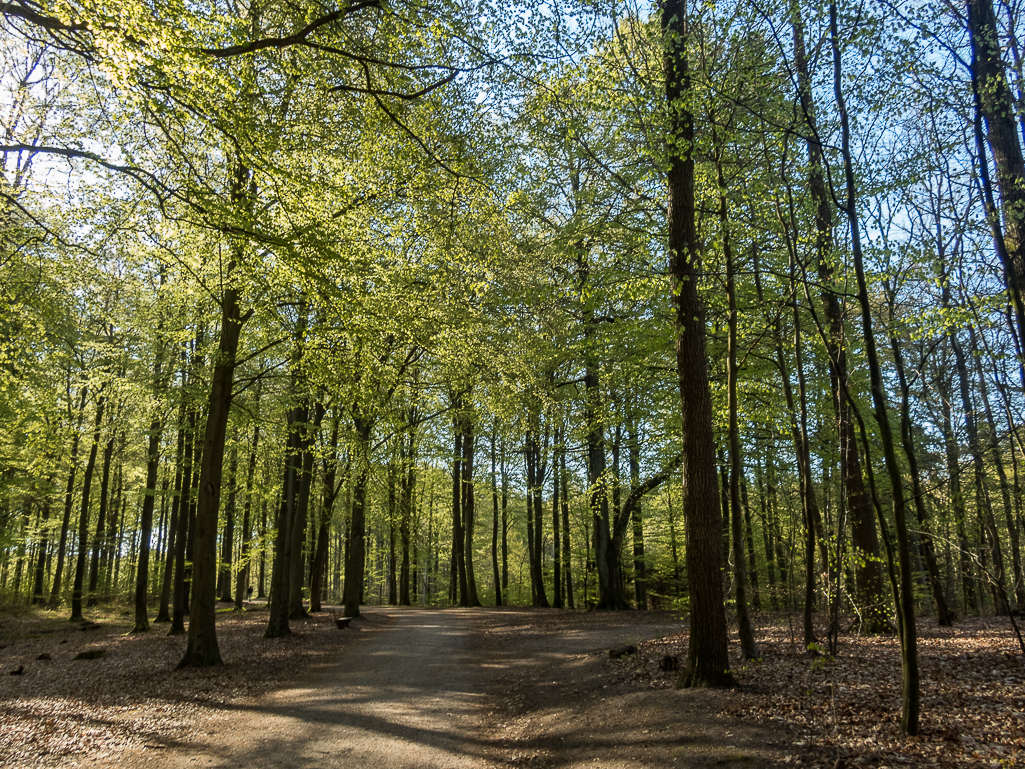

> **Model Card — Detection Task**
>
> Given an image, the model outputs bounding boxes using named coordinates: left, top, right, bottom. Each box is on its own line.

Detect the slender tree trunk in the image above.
left=552, top=427, right=564, bottom=609
left=714, top=130, right=758, bottom=659
left=981, top=348, right=1025, bottom=607
left=952, top=325, right=1009, bottom=613
left=830, top=2, right=918, bottom=730
left=87, top=423, right=114, bottom=608
left=342, top=417, right=372, bottom=618
left=491, top=431, right=502, bottom=607
left=288, top=400, right=324, bottom=618
left=526, top=421, right=551, bottom=607
left=133, top=336, right=165, bottom=632
left=755, top=454, right=778, bottom=608
left=156, top=420, right=185, bottom=623
left=71, top=392, right=106, bottom=622
left=791, top=0, right=888, bottom=631
left=171, top=407, right=196, bottom=635
left=218, top=448, right=238, bottom=603
left=561, top=436, right=574, bottom=609
left=462, top=417, right=481, bottom=607
left=501, top=440, right=509, bottom=595
left=311, top=421, right=341, bottom=613
left=627, top=419, right=646, bottom=609
left=31, top=496, right=51, bottom=605
left=388, top=458, right=398, bottom=606
left=48, top=384, right=87, bottom=610
left=963, top=326, right=1012, bottom=615
left=266, top=405, right=303, bottom=638
left=258, top=499, right=268, bottom=598
left=399, top=436, right=414, bottom=607
left=938, top=369, right=977, bottom=613
left=740, top=474, right=760, bottom=610
left=451, top=407, right=466, bottom=605
left=883, top=283, right=953, bottom=626
left=234, top=404, right=261, bottom=611
left=525, top=428, right=537, bottom=605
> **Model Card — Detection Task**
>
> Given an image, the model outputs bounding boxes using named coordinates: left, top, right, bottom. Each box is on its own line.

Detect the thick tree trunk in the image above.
left=178, top=159, right=253, bottom=668
left=663, top=0, right=733, bottom=687
left=968, top=0, right=1025, bottom=344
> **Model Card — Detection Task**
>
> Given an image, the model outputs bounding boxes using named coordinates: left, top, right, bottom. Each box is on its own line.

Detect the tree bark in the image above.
left=461, top=415, right=481, bottom=607
left=884, top=283, right=953, bottom=626
left=830, top=1, right=918, bottom=731
left=715, top=128, right=758, bottom=659
left=71, top=391, right=105, bottom=622
left=234, top=412, right=260, bottom=611
left=87, top=422, right=114, bottom=607
left=491, top=430, right=502, bottom=606
left=561, top=435, right=574, bottom=608
left=968, top=0, right=1025, bottom=344
left=217, top=447, right=238, bottom=603
left=663, top=0, right=733, bottom=687
left=342, top=416, right=372, bottom=618
left=552, top=427, right=564, bottom=609
left=48, top=383, right=87, bottom=610
left=178, top=160, right=253, bottom=668
left=133, top=327, right=165, bottom=632
left=791, top=0, right=888, bottom=631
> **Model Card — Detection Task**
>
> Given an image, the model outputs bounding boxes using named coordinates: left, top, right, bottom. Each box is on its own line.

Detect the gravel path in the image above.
left=132, top=608, right=497, bottom=768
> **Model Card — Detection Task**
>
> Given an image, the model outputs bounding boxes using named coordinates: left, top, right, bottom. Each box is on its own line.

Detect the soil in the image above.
left=0, top=605, right=782, bottom=768
left=7, top=604, right=1021, bottom=767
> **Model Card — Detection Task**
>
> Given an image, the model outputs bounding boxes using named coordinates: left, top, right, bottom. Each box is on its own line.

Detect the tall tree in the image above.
left=663, top=0, right=733, bottom=688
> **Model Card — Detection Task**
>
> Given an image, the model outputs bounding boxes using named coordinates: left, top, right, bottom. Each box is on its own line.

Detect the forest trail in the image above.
left=126, top=608, right=495, bottom=768
left=120, top=607, right=781, bottom=768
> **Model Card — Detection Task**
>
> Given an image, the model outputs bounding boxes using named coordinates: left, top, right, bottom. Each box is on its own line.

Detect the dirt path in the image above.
left=118, top=607, right=783, bottom=768
left=125, top=609, right=495, bottom=768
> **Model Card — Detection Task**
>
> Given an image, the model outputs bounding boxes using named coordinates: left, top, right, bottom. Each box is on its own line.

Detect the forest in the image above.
left=0, top=0, right=1023, bottom=743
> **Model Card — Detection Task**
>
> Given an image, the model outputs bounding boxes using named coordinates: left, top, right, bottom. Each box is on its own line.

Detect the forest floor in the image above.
left=0, top=603, right=1020, bottom=768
